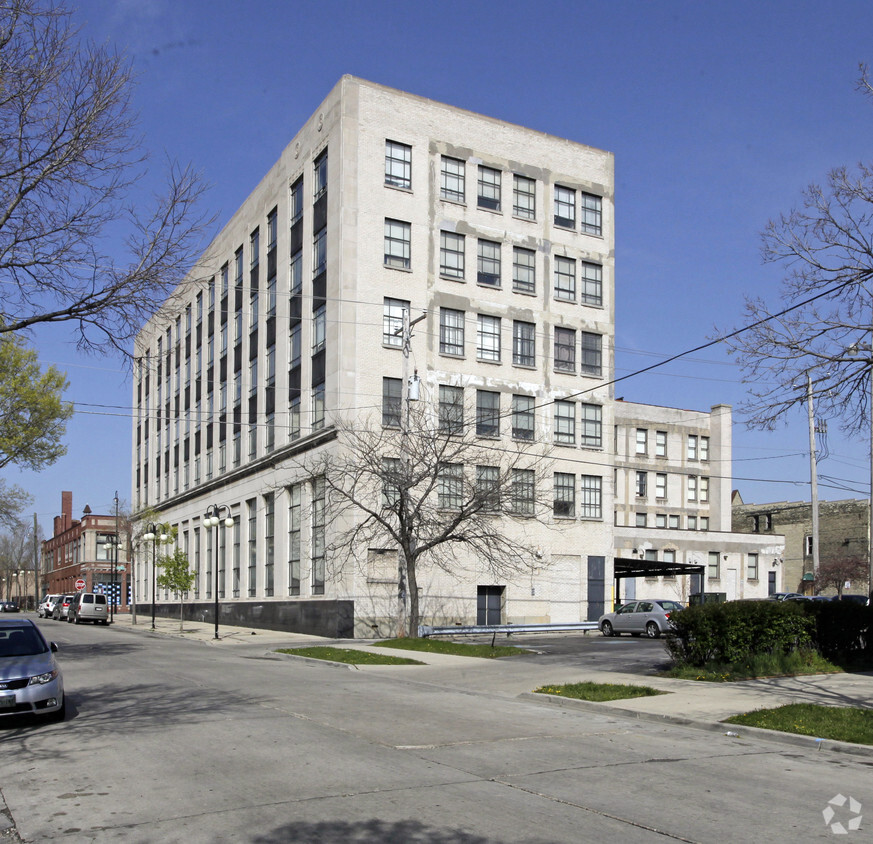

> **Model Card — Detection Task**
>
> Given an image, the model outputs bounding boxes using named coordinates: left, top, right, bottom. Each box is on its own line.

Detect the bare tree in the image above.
left=724, top=65, right=873, bottom=436
left=304, top=400, right=555, bottom=637
left=0, top=518, right=35, bottom=602
left=0, top=0, right=211, bottom=355
left=815, top=554, right=868, bottom=598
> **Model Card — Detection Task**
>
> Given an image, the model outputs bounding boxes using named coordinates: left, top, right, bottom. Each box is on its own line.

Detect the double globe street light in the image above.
left=142, top=524, right=169, bottom=630
left=203, top=505, right=234, bottom=640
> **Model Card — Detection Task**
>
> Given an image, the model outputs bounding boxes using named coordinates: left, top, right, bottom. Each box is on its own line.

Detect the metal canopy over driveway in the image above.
left=612, top=557, right=705, bottom=604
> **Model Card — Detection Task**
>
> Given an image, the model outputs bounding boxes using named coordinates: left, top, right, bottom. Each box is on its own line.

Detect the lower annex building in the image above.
left=131, top=77, right=781, bottom=637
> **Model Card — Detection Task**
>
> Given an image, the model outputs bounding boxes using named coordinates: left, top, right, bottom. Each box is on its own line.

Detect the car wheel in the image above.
left=601, top=620, right=614, bottom=637
left=73, top=614, right=80, bottom=625
left=645, top=621, right=660, bottom=639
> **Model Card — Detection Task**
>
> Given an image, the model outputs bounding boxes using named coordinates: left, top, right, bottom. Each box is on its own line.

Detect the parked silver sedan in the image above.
left=0, top=618, right=65, bottom=720
left=599, top=599, right=684, bottom=639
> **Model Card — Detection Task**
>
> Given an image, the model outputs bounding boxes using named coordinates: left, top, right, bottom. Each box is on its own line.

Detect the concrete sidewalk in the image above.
left=107, top=611, right=873, bottom=757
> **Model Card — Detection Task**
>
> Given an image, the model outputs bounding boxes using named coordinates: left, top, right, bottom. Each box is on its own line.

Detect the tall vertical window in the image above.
left=477, top=239, right=501, bottom=286
left=700, top=476, right=710, bottom=502
left=290, top=177, right=304, bottom=225
left=264, top=493, right=274, bottom=597
left=313, top=229, right=326, bottom=276
left=290, top=251, right=302, bottom=294
left=314, top=150, right=328, bottom=200
left=554, top=256, right=576, bottom=301
left=655, top=473, right=667, bottom=499
left=250, top=227, right=260, bottom=274
left=554, top=473, right=575, bottom=517
left=655, top=431, right=668, bottom=457
left=687, top=434, right=698, bottom=460
left=385, top=140, right=412, bottom=189
left=312, top=306, right=326, bottom=353
left=747, top=553, right=759, bottom=580
left=383, top=297, right=409, bottom=347
left=288, top=484, right=301, bottom=596
left=635, top=471, right=648, bottom=498
left=512, top=247, right=535, bottom=294
left=475, top=390, right=500, bottom=437
left=554, top=400, right=575, bottom=445
left=580, top=192, right=602, bottom=235
left=311, top=478, right=325, bottom=594
left=511, top=469, right=534, bottom=514
left=439, top=308, right=465, bottom=356
left=476, top=314, right=501, bottom=362
left=636, top=429, right=648, bottom=454
left=708, top=550, right=720, bottom=580
left=384, top=218, right=411, bottom=269
left=580, top=261, right=602, bottom=306
left=267, top=207, right=278, bottom=251
left=477, top=165, right=501, bottom=211
left=512, top=395, right=535, bottom=441
left=580, top=404, right=602, bottom=448
left=247, top=499, right=257, bottom=597
left=382, top=377, right=402, bottom=427
left=580, top=475, right=602, bottom=518
left=382, top=457, right=401, bottom=508
left=700, top=436, right=710, bottom=461
left=312, top=384, right=325, bottom=430
left=438, top=385, right=464, bottom=434
left=290, top=323, right=301, bottom=368
left=580, top=332, right=602, bottom=376
left=513, top=174, right=536, bottom=219
left=476, top=466, right=500, bottom=511
left=554, top=185, right=576, bottom=228
left=687, top=475, right=698, bottom=502
left=440, top=231, right=465, bottom=279
left=554, top=327, right=576, bottom=372
left=440, top=156, right=465, bottom=202
left=512, top=320, right=535, bottom=367
left=438, top=463, right=464, bottom=509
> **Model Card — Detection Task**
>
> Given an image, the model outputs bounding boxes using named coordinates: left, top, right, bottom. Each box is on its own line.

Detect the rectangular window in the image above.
left=385, top=140, right=412, bottom=189
left=383, top=297, right=409, bottom=347
left=636, top=471, right=647, bottom=498
left=512, top=320, right=535, bottom=367
left=512, top=395, right=535, bottom=441
left=439, top=308, right=465, bottom=356
left=636, top=428, right=648, bottom=455
left=384, top=219, right=411, bottom=269
left=313, top=229, right=326, bottom=276
left=476, top=390, right=500, bottom=437
left=264, top=493, right=275, bottom=596
left=476, top=465, right=500, bottom=511
left=690, top=514, right=699, bottom=530
left=312, top=384, right=325, bottom=430
left=438, top=385, right=464, bottom=434
left=476, top=314, right=501, bottom=362
left=477, top=239, right=501, bottom=286
left=655, top=514, right=667, bottom=528
left=440, top=231, right=465, bottom=279
left=512, top=247, right=536, bottom=294
left=438, top=463, right=464, bottom=509
left=554, top=185, right=576, bottom=229
left=580, top=261, right=603, bottom=307
left=554, top=327, right=576, bottom=372
left=290, top=178, right=303, bottom=226
left=700, top=516, right=709, bottom=530
left=382, top=457, right=401, bottom=508
left=288, top=484, right=301, bottom=595
left=554, top=256, right=576, bottom=301
left=655, top=431, right=667, bottom=457
left=580, top=403, right=602, bottom=448
left=580, top=192, right=602, bottom=236
left=668, top=514, right=680, bottom=529
left=636, top=513, right=647, bottom=528
left=477, top=165, right=501, bottom=211
left=290, top=322, right=301, bottom=368
left=314, top=150, right=328, bottom=200
left=247, top=499, right=257, bottom=598
left=250, top=227, right=260, bottom=271
left=580, top=475, right=602, bottom=519
left=554, top=472, right=575, bottom=517
left=513, top=174, right=536, bottom=220
left=687, top=475, right=698, bottom=502
left=747, top=552, right=759, bottom=581
left=708, top=551, right=720, bottom=580
left=700, top=436, right=710, bottom=461
left=382, top=377, right=402, bottom=427
left=688, top=434, right=698, bottom=460
left=511, top=468, right=534, bottom=515
left=580, top=332, right=602, bottom=376
left=554, top=400, right=575, bottom=445
left=313, top=305, right=326, bottom=352
left=311, top=478, right=325, bottom=594
left=655, top=473, right=667, bottom=499
left=700, top=476, right=709, bottom=502
left=440, top=156, right=465, bottom=202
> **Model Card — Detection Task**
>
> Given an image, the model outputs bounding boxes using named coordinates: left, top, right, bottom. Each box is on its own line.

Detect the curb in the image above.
left=518, top=692, right=873, bottom=758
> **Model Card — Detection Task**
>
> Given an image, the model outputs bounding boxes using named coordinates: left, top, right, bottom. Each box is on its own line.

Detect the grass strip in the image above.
left=663, top=649, right=840, bottom=682
left=725, top=703, right=873, bottom=746
left=374, top=637, right=530, bottom=658
left=534, top=681, right=668, bottom=702
left=275, top=646, right=423, bottom=665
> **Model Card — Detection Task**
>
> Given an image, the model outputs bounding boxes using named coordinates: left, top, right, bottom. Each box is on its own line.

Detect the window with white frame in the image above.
left=580, top=261, right=602, bottom=307
left=313, top=305, right=326, bottom=353
left=700, top=436, right=710, bottom=461
left=636, top=429, right=648, bottom=455
left=580, top=474, right=602, bottom=518
left=554, top=185, right=575, bottom=229
left=513, top=174, right=535, bottom=219
left=511, top=468, right=534, bottom=514
left=385, top=140, right=412, bottom=189
left=512, top=247, right=536, bottom=293
left=477, top=239, right=501, bottom=286
left=476, top=314, right=501, bottom=362
left=384, top=219, right=411, bottom=269
left=383, top=297, right=409, bottom=347
left=554, top=327, right=575, bottom=372
left=554, top=256, right=576, bottom=301
left=700, top=476, right=709, bottom=502
left=477, top=165, right=501, bottom=211
left=554, top=400, right=576, bottom=445
left=580, top=331, right=602, bottom=376
left=476, top=390, right=500, bottom=437
left=580, top=403, right=602, bottom=448
left=804, top=535, right=813, bottom=556
left=512, top=320, right=535, bottom=367
left=512, top=394, right=535, bottom=441
left=580, top=191, right=602, bottom=235
left=554, top=472, right=575, bottom=517
left=440, top=231, right=465, bottom=279
left=440, top=156, right=464, bottom=202
left=438, top=385, right=464, bottom=434
left=439, top=308, right=465, bottom=356
left=438, top=463, right=464, bottom=509
left=708, top=551, right=720, bottom=579
left=687, top=475, right=698, bottom=502
left=655, top=473, right=667, bottom=499
left=687, top=434, right=698, bottom=460
left=747, top=552, right=759, bottom=580
left=655, top=430, right=667, bottom=457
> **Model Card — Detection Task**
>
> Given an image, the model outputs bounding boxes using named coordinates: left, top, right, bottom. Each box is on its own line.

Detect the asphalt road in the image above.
left=0, top=619, right=870, bottom=843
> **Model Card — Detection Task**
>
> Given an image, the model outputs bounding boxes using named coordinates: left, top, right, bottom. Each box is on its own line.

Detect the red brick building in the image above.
left=41, top=492, right=131, bottom=610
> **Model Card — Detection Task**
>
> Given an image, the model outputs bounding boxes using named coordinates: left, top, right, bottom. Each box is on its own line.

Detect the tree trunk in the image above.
left=407, top=556, right=420, bottom=637
left=178, top=600, right=184, bottom=632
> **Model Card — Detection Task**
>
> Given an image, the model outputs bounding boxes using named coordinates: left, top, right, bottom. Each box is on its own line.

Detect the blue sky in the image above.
left=13, top=0, right=873, bottom=530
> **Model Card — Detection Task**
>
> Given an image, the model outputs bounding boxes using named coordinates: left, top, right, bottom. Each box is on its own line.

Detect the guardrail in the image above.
left=418, top=621, right=600, bottom=642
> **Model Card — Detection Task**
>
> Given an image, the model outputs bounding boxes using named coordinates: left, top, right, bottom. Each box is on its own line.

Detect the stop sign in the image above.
left=75, top=578, right=86, bottom=591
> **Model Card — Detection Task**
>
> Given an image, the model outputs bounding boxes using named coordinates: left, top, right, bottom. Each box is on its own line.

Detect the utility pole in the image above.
left=806, top=372, right=820, bottom=589
left=33, top=512, right=39, bottom=610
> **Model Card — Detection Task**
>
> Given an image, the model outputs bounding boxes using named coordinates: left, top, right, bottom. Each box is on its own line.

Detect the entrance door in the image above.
left=477, top=585, right=504, bottom=625
left=586, top=556, right=605, bottom=620
left=768, top=571, right=776, bottom=596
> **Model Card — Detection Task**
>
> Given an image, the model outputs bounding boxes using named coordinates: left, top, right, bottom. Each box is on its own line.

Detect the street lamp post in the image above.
left=142, top=524, right=168, bottom=630
left=203, top=505, right=234, bottom=640
left=102, top=536, right=119, bottom=623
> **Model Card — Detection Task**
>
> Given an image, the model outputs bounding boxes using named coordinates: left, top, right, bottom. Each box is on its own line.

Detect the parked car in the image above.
left=0, top=601, right=20, bottom=613
left=52, top=595, right=75, bottom=621
left=599, top=599, right=684, bottom=639
left=766, top=592, right=803, bottom=601
left=67, top=593, right=109, bottom=625
left=38, top=594, right=62, bottom=619
left=786, top=595, right=830, bottom=602
left=832, top=594, right=870, bottom=606
left=0, top=617, right=64, bottom=720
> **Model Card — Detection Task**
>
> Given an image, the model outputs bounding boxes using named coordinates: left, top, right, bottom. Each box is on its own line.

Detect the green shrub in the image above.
left=796, top=601, right=873, bottom=662
left=666, top=601, right=813, bottom=667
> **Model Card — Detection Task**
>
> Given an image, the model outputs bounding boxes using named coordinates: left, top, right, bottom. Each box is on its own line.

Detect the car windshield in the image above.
left=0, top=625, right=47, bottom=657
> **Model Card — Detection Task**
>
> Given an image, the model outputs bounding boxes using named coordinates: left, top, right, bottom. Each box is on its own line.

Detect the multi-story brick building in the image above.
left=132, top=77, right=779, bottom=636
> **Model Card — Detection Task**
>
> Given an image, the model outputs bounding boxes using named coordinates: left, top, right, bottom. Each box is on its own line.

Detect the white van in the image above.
left=68, top=592, right=109, bottom=625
